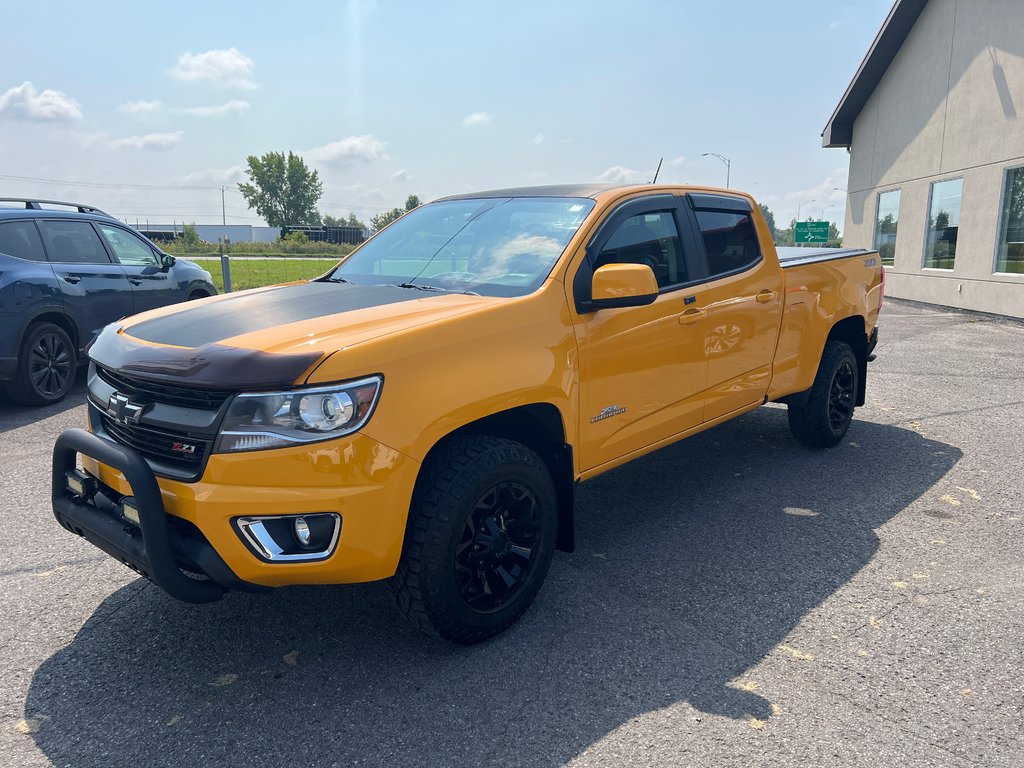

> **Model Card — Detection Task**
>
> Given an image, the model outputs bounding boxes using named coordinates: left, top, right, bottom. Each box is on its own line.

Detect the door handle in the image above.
left=678, top=308, right=705, bottom=325
left=63, top=275, right=81, bottom=285
left=755, top=289, right=776, bottom=303
left=128, top=277, right=143, bottom=285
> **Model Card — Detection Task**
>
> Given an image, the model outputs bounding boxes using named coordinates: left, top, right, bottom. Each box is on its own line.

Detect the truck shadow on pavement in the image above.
left=25, top=408, right=961, bottom=767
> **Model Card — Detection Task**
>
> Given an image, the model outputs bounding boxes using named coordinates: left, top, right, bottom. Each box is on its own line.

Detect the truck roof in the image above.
left=436, top=183, right=748, bottom=203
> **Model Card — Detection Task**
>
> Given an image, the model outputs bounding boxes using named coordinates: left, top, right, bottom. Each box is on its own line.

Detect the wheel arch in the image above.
left=825, top=315, right=868, bottom=406
left=414, top=402, right=577, bottom=553
left=777, top=314, right=868, bottom=409
left=17, top=307, right=82, bottom=358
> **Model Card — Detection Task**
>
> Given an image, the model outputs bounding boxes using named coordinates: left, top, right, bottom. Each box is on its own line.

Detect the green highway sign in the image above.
left=795, top=221, right=830, bottom=244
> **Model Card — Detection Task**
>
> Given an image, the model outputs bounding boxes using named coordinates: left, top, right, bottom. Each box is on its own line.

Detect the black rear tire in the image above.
left=389, top=435, right=557, bottom=644
left=4, top=322, right=77, bottom=406
left=787, top=340, right=858, bottom=448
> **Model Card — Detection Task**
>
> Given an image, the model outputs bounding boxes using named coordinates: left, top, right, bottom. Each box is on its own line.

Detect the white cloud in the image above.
left=109, top=131, right=184, bottom=150
left=669, top=155, right=686, bottom=166
left=463, top=112, right=493, bottom=127
left=119, top=99, right=163, bottom=115
left=595, top=165, right=646, bottom=184
left=182, top=165, right=244, bottom=185
left=306, top=134, right=388, bottom=166
left=184, top=99, right=250, bottom=117
left=0, top=81, right=82, bottom=122
left=528, top=133, right=544, bottom=146
left=391, top=168, right=408, bottom=182
left=829, top=20, right=841, bottom=31
left=170, top=48, right=258, bottom=90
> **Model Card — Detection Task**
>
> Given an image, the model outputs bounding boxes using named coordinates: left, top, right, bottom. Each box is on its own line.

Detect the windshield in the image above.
left=325, top=196, right=596, bottom=297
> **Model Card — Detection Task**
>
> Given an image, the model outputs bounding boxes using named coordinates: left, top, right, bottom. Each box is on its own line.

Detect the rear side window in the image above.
left=593, top=211, right=687, bottom=289
left=695, top=210, right=761, bottom=278
left=39, top=221, right=111, bottom=264
left=99, top=224, right=158, bottom=266
left=0, top=221, right=47, bottom=262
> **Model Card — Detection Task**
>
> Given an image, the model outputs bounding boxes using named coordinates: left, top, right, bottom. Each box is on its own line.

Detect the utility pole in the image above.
left=220, top=186, right=232, bottom=292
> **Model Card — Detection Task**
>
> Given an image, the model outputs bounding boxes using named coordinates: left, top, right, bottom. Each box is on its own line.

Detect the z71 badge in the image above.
left=591, top=405, right=627, bottom=423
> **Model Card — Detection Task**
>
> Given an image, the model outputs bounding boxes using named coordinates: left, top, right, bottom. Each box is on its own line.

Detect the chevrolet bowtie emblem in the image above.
left=107, top=392, right=148, bottom=426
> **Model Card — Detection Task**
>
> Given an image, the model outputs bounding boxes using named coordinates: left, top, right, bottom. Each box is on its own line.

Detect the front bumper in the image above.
left=54, top=425, right=420, bottom=597
left=53, top=429, right=252, bottom=602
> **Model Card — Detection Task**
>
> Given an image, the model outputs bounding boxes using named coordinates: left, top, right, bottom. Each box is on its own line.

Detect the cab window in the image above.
left=593, top=211, right=686, bottom=289
left=99, top=225, right=159, bottom=266
left=694, top=210, right=761, bottom=278
left=39, top=220, right=111, bottom=264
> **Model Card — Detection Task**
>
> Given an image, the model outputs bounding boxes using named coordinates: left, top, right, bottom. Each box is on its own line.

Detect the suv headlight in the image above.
left=215, top=375, right=382, bottom=453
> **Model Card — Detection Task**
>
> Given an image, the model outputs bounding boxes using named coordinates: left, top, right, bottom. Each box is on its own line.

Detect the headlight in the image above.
left=215, top=375, right=382, bottom=453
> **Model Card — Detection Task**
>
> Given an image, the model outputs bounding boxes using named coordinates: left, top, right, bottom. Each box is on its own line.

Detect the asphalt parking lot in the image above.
left=1, top=298, right=1022, bottom=768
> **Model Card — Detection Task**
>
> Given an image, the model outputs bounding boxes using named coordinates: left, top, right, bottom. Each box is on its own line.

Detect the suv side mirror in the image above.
left=159, top=252, right=176, bottom=271
left=583, top=263, right=659, bottom=311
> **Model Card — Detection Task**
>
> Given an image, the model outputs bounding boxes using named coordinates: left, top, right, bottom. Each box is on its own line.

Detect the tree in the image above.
left=180, top=222, right=201, bottom=249
left=370, top=194, right=422, bottom=232
left=237, top=151, right=323, bottom=228
left=759, top=204, right=777, bottom=240
left=323, top=212, right=368, bottom=230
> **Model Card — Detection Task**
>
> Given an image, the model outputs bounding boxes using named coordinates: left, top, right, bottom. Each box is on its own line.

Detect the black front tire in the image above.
left=4, top=322, right=77, bottom=406
left=389, top=435, right=557, bottom=644
left=787, top=340, right=858, bottom=448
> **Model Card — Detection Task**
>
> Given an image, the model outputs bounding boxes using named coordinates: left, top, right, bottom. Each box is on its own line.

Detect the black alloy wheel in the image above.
left=455, top=480, right=541, bottom=612
left=30, top=331, right=73, bottom=399
left=389, top=435, right=557, bottom=644
left=4, top=322, right=77, bottom=406
left=787, top=339, right=859, bottom=448
left=828, top=360, right=856, bottom=432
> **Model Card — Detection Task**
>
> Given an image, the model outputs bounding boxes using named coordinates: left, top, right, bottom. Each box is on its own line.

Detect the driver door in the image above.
left=95, top=223, right=178, bottom=314
left=570, top=195, right=710, bottom=472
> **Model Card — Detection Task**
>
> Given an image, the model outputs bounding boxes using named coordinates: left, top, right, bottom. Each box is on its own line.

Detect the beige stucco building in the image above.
left=824, top=0, right=1024, bottom=318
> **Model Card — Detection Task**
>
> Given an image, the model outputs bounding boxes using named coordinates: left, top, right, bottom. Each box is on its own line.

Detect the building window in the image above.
left=923, top=178, right=963, bottom=270
left=996, top=166, right=1024, bottom=274
left=874, top=190, right=900, bottom=266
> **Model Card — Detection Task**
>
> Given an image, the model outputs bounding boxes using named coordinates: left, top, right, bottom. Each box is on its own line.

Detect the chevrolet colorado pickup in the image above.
left=52, top=184, right=882, bottom=643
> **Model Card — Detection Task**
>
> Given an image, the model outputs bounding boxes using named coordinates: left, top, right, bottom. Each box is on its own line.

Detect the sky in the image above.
left=0, top=1, right=895, bottom=231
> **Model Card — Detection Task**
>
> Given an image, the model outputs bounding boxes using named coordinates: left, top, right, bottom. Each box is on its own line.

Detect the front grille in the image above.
left=96, top=366, right=233, bottom=410
left=100, top=415, right=213, bottom=475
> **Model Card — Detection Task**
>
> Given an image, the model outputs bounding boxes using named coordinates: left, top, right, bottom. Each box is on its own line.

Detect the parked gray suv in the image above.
left=0, top=199, right=217, bottom=405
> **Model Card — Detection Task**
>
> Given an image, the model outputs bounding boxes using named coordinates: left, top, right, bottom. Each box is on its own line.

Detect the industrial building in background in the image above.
left=825, top=0, right=1024, bottom=318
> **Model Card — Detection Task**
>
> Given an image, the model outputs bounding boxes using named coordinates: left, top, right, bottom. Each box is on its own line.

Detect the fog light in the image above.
left=121, top=497, right=140, bottom=526
left=65, top=469, right=97, bottom=499
left=294, top=516, right=311, bottom=546
left=234, top=513, right=341, bottom=562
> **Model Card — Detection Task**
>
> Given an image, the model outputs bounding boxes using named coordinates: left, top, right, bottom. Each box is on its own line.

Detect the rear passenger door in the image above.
left=39, top=220, right=135, bottom=344
left=96, top=223, right=179, bottom=313
left=684, top=194, right=784, bottom=422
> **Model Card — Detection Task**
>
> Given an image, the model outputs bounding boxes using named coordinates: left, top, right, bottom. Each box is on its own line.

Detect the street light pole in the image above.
left=702, top=152, right=731, bottom=188
left=797, top=198, right=816, bottom=221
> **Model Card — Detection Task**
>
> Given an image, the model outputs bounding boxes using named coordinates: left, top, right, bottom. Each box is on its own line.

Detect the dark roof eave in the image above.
left=822, top=0, right=929, bottom=148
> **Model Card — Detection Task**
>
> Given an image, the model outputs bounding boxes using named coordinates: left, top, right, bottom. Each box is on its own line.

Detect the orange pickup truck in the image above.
left=52, top=184, right=882, bottom=643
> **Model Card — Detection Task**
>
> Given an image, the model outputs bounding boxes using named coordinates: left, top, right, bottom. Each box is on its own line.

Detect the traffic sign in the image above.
left=795, top=221, right=830, bottom=244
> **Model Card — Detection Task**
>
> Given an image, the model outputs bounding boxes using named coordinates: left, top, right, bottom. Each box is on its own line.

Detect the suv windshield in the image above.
left=325, top=197, right=596, bottom=297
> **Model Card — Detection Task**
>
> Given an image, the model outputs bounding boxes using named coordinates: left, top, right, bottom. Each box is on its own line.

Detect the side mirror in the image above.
left=583, top=263, right=659, bottom=311
left=159, top=252, right=176, bottom=271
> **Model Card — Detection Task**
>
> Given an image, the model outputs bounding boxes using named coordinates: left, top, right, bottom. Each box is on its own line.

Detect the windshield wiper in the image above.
left=391, top=282, right=448, bottom=292
left=322, top=275, right=352, bottom=284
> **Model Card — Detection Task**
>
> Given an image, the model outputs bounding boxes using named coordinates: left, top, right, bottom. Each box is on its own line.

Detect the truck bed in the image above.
left=775, top=247, right=876, bottom=268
